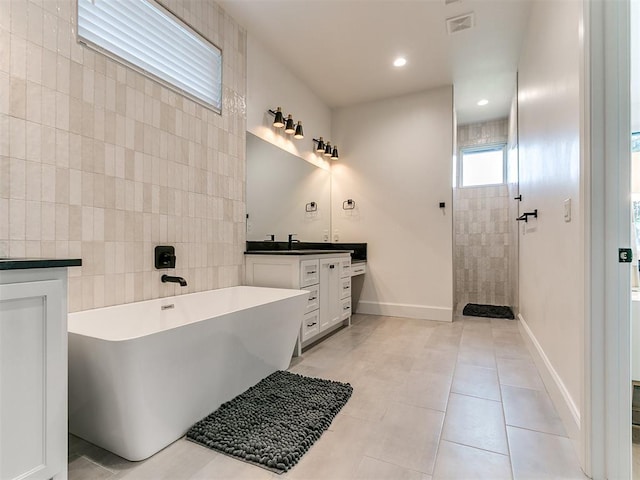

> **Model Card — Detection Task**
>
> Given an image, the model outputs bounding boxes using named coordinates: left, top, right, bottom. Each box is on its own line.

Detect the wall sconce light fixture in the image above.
left=323, top=142, right=332, bottom=157
left=284, top=114, right=295, bottom=134
left=313, top=137, right=340, bottom=160
left=271, top=107, right=285, bottom=128
left=267, top=107, right=304, bottom=139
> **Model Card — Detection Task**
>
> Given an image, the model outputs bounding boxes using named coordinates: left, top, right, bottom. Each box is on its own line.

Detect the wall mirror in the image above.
left=246, top=133, right=331, bottom=242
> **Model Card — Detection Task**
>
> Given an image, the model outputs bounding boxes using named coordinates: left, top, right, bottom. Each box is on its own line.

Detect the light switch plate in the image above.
left=564, top=198, right=571, bottom=222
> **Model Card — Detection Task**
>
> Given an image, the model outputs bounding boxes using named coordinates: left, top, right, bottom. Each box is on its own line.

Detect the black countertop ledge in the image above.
left=245, top=241, right=367, bottom=261
left=245, top=249, right=353, bottom=256
left=0, top=258, right=82, bottom=270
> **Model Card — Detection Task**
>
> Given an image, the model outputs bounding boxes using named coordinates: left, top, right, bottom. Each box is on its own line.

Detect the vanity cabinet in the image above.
left=0, top=259, right=81, bottom=480
left=245, top=252, right=351, bottom=350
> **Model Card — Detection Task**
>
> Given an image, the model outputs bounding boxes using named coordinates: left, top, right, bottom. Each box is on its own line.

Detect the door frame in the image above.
left=584, top=0, right=631, bottom=477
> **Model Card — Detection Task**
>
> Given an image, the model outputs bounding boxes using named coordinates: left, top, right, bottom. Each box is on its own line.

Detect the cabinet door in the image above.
left=0, top=280, right=65, bottom=480
left=319, top=258, right=341, bottom=330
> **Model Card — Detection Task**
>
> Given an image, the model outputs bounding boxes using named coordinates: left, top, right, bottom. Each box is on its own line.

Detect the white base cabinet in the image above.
left=245, top=253, right=351, bottom=350
left=0, top=267, right=71, bottom=480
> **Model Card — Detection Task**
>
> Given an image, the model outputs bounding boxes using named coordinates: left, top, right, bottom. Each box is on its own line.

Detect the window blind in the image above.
left=77, top=0, right=222, bottom=113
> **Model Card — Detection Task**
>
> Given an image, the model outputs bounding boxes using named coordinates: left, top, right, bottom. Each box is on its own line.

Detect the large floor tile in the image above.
left=68, top=435, right=136, bottom=475
left=68, top=455, right=114, bottom=480
left=432, top=441, right=512, bottom=480
left=353, top=456, right=425, bottom=480
left=501, top=385, right=566, bottom=436
left=366, top=403, right=445, bottom=475
left=338, top=376, right=396, bottom=422
left=285, top=414, right=377, bottom=480
left=507, top=427, right=586, bottom=480
left=457, top=345, right=497, bottom=369
left=452, top=363, right=501, bottom=401
left=441, top=393, right=508, bottom=455
left=497, top=357, right=545, bottom=390
left=395, top=370, right=453, bottom=412
left=412, top=348, right=458, bottom=376
left=116, top=439, right=217, bottom=480
left=460, top=331, right=495, bottom=350
left=188, top=451, right=274, bottom=480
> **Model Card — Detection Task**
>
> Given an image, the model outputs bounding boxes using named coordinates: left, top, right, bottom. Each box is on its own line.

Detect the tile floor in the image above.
left=69, top=314, right=587, bottom=479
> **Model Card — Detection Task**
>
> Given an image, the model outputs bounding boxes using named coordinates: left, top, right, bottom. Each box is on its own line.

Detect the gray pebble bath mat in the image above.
left=186, top=370, right=353, bottom=474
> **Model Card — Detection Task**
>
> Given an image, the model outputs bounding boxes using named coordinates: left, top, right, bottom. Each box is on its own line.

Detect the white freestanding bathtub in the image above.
left=68, top=286, right=307, bottom=461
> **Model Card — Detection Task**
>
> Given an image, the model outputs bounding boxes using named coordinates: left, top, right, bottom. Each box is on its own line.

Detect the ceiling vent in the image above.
left=446, top=12, right=475, bottom=34
left=444, top=0, right=462, bottom=4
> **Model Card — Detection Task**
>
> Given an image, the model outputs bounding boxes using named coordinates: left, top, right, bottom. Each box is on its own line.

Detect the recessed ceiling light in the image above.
left=393, top=57, right=407, bottom=67
left=477, top=99, right=489, bottom=106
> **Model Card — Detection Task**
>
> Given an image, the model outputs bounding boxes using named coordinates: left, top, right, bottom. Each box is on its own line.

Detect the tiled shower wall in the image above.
left=454, top=119, right=511, bottom=310
left=0, top=0, right=247, bottom=312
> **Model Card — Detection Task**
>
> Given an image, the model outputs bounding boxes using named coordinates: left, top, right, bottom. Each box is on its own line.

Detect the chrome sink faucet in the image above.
left=288, top=234, right=300, bottom=250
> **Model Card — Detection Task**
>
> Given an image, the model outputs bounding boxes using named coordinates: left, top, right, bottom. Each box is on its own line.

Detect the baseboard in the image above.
left=356, top=301, right=453, bottom=322
left=518, top=313, right=581, bottom=445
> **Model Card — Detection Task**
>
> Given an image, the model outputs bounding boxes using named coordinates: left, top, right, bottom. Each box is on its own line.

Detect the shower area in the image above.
left=453, top=113, right=519, bottom=317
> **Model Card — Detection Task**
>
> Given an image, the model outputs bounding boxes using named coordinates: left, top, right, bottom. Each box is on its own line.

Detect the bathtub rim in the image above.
left=68, top=285, right=308, bottom=342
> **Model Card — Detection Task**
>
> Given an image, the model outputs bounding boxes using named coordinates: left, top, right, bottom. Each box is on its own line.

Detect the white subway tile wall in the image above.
left=0, top=0, right=248, bottom=312
left=454, top=119, right=511, bottom=310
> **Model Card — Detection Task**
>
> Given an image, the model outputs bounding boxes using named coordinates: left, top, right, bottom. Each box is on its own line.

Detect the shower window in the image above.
left=459, top=144, right=506, bottom=187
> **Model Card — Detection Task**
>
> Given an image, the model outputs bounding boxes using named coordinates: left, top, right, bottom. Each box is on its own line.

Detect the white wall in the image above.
left=246, top=34, right=332, bottom=170
left=331, top=87, right=454, bottom=321
left=517, top=0, right=583, bottom=441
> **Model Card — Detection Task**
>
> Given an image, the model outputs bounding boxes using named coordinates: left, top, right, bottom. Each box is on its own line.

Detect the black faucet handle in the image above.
left=155, top=246, right=176, bottom=269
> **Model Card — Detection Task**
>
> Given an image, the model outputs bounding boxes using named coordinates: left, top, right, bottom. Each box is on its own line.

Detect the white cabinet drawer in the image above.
left=300, top=259, right=320, bottom=287
left=340, top=298, right=352, bottom=321
left=303, top=284, right=320, bottom=314
left=301, top=311, right=320, bottom=342
left=340, top=277, right=351, bottom=300
left=351, top=263, right=366, bottom=276
left=340, top=259, right=351, bottom=278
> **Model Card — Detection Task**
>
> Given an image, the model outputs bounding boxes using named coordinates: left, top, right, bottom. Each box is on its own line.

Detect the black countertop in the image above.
left=245, top=250, right=353, bottom=256
left=0, top=258, right=82, bottom=270
left=246, top=241, right=367, bottom=261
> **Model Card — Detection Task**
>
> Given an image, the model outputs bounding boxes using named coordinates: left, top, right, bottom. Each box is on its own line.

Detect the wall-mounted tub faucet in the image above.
left=161, top=275, right=187, bottom=287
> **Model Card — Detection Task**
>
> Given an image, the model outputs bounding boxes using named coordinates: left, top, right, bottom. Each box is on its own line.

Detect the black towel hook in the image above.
left=516, top=209, right=538, bottom=223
